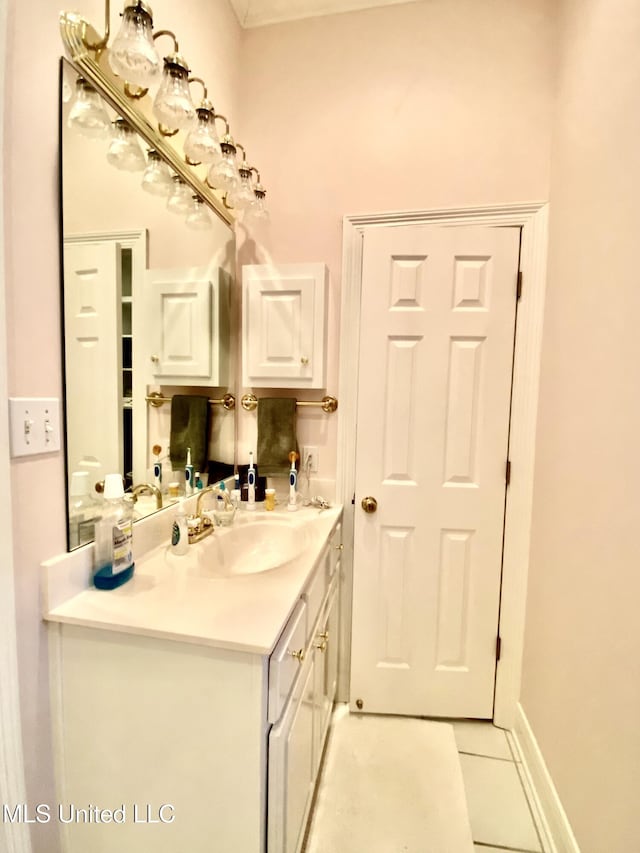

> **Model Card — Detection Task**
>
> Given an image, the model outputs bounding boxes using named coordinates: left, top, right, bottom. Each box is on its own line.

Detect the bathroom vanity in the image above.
left=44, top=506, right=342, bottom=853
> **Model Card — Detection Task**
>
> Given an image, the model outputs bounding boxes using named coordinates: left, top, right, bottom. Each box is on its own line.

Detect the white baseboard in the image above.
left=510, top=703, right=581, bottom=853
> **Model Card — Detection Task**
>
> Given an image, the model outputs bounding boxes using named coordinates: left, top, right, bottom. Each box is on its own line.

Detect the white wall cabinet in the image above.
left=144, top=266, right=230, bottom=387
left=242, top=263, right=328, bottom=389
left=49, top=518, right=342, bottom=853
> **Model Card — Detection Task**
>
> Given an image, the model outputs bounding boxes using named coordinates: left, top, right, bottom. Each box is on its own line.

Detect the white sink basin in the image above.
left=165, top=517, right=308, bottom=578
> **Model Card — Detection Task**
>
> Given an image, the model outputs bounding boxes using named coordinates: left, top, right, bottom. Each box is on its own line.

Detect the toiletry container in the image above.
left=93, top=473, right=135, bottom=590
left=68, top=471, right=100, bottom=549
left=171, top=501, right=189, bottom=555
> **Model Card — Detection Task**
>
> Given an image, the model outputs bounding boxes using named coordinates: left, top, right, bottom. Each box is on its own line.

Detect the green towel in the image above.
left=257, top=398, right=298, bottom=477
left=169, top=395, right=210, bottom=472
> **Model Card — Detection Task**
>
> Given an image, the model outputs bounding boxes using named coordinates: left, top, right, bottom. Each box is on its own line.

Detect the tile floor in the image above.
left=452, top=720, right=546, bottom=853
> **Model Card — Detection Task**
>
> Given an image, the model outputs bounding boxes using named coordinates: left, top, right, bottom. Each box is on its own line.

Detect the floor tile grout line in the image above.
left=458, top=749, right=518, bottom=764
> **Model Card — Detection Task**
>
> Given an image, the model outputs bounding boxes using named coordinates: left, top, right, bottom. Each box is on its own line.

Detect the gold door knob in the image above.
left=361, top=496, right=378, bottom=514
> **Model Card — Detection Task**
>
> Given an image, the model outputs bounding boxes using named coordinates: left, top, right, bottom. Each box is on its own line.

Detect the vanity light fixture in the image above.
left=243, top=167, right=269, bottom=223
left=183, top=80, right=221, bottom=166
left=141, top=148, right=173, bottom=196
left=207, top=134, right=240, bottom=193
left=227, top=144, right=256, bottom=211
left=67, top=77, right=111, bottom=139
left=108, top=1, right=161, bottom=88
left=106, top=117, right=146, bottom=171
left=185, top=195, right=212, bottom=230
left=152, top=32, right=196, bottom=132
left=166, top=175, right=193, bottom=214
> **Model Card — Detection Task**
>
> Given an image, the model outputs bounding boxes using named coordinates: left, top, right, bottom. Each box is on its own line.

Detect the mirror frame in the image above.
left=60, top=11, right=234, bottom=229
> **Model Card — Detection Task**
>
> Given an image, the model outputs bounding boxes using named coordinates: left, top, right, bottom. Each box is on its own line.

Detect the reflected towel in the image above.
left=169, top=395, right=210, bottom=472
left=257, top=398, right=297, bottom=477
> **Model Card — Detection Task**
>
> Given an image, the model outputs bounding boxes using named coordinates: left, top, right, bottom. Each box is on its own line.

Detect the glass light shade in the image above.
left=207, top=148, right=239, bottom=193
left=229, top=170, right=255, bottom=210
left=153, top=60, right=196, bottom=131
left=166, top=177, right=192, bottom=214
left=106, top=120, right=146, bottom=171
left=141, top=150, right=173, bottom=196
left=108, top=3, right=161, bottom=88
left=67, top=79, right=111, bottom=139
left=244, top=192, right=269, bottom=224
left=183, top=108, right=221, bottom=165
left=185, top=196, right=212, bottom=230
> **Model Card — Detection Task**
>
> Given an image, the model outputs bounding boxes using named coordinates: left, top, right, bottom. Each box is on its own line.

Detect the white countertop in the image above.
left=43, top=505, right=342, bottom=656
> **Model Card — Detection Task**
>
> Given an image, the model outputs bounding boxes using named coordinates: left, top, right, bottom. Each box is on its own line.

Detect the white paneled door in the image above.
left=350, top=225, right=520, bottom=718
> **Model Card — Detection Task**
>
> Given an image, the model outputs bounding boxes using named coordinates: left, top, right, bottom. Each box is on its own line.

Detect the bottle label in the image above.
left=112, top=518, right=133, bottom=574
left=172, top=520, right=180, bottom=546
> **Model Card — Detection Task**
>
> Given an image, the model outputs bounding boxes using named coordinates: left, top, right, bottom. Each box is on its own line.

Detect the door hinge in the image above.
left=505, top=459, right=511, bottom=486
left=516, top=270, right=523, bottom=300
left=496, top=635, right=502, bottom=662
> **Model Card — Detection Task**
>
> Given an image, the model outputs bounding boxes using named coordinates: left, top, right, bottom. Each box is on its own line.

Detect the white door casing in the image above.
left=350, top=224, right=520, bottom=718
left=337, top=203, right=549, bottom=728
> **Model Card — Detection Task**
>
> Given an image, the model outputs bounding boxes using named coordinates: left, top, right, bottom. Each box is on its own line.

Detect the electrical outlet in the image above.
left=9, top=397, right=61, bottom=458
left=302, top=445, right=318, bottom=473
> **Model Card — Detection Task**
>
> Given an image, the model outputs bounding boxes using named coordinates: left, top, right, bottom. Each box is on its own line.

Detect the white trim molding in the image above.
left=511, top=704, right=581, bottom=853
left=337, top=202, right=549, bottom=723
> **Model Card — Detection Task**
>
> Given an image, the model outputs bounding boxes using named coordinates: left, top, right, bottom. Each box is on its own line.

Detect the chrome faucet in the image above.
left=130, top=483, right=163, bottom=509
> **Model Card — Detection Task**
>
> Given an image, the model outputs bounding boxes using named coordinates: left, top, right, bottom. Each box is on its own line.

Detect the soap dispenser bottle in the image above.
left=93, top=473, right=135, bottom=589
left=171, top=501, right=189, bottom=555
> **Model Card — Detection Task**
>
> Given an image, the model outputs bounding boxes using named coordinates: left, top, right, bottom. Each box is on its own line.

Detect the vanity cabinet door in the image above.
left=242, top=263, right=328, bottom=389
left=268, top=655, right=316, bottom=853
left=312, top=583, right=339, bottom=775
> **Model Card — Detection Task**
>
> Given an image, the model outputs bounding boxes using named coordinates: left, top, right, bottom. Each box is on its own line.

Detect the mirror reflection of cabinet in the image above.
left=145, top=267, right=230, bottom=387
left=242, top=263, right=328, bottom=389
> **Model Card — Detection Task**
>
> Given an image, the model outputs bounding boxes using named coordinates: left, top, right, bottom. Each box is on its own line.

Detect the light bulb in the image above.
left=166, top=176, right=192, bottom=214
left=229, top=165, right=255, bottom=210
left=207, top=136, right=239, bottom=192
left=141, top=149, right=173, bottom=196
left=153, top=54, right=196, bottom=131
left=67, top=78, right=111, bottom=140
left=185, top=196, right=212, bottom=230
left=183, top=102, right=221, bottom=165
left=106, top=119, right=146, bottom=171
left=244, top=185, right=269, bottom=224
left=108, top=1, right=161, bottom=88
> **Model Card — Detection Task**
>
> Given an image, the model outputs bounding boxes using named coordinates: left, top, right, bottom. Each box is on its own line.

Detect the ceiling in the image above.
left=228, top=0, right=423, bottom=28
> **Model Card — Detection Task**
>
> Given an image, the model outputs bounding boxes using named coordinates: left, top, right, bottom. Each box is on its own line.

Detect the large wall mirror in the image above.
left=60, top=57, right=237, bottom=550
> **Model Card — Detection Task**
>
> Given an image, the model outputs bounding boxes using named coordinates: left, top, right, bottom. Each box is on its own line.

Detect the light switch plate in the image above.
left=9, top=397, right=61, bottom=458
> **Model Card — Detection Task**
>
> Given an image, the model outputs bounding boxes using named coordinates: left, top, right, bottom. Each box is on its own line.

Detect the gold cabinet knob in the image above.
left=150, top=355, right=159, bottom=363
left=361, top=496, right=378, bottom=514
left=288, top=648, right=305, bottom=663
left=314, top=631, right=329, bottom=652
left=335, top=543, right=344, bottom=551
left=300, top=356, right=309, bottom=365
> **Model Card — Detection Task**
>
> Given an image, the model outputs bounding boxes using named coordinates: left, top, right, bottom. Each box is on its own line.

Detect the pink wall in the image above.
left=4, top=2, right=240, bottom=850
left=235, top=0, right=556, bottom=476
left=522, top=0, right=640, bottom=849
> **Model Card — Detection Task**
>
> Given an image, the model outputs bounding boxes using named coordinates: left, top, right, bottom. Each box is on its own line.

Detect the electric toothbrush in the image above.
left=247, top=451, right=256, bottom=511
left=185, top=447, right=195, bottom=496
left=288, top=451, right=299, bottom=512
left=152, top=444, right=163, bottom=491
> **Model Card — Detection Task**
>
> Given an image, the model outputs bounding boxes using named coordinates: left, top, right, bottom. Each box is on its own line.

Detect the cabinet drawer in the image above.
left=268, top=599, right=307, bottom=724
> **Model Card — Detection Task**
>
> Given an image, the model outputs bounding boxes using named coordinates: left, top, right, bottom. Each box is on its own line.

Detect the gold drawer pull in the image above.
left=288, top=648, right=305, bottom=663
left=334, top=543, right=344, bottom=551
left=314, top=631, right=329, bottom=652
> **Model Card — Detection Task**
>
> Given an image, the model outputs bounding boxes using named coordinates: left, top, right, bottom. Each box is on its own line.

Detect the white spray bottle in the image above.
left=247, top=451, right=256, bottom=511
left=288, top=451, right=299, bottom=512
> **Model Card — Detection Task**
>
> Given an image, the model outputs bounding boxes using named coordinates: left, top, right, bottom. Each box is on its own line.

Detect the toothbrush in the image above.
left=152, top=444, right=163, bottom=491
left=288, top=451, right=299, bottom=512
left=185, top=447, right=194, bottom=496
left=247, top=451, right=256, bottom=511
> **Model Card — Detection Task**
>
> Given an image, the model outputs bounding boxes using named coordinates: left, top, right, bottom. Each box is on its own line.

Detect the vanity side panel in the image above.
left=52, top=624, right=265, bottom=853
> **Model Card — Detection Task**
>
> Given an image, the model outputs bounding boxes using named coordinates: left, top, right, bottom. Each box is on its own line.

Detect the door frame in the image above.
left=337, top=202, right=549, bottom=729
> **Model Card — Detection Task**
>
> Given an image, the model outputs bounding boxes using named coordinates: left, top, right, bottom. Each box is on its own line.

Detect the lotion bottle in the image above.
left=247, top=452, right=256, bottom=511
left=171, top=501, right=189, bottom=555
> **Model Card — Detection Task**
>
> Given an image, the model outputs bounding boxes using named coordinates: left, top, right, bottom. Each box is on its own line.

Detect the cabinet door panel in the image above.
left=150, top=278, right=211, bottom=377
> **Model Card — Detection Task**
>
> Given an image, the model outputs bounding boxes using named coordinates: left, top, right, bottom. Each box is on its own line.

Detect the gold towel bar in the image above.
left=146, top=392, right=236, bottom=410
left=240, top=394, right=338, bottom=413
